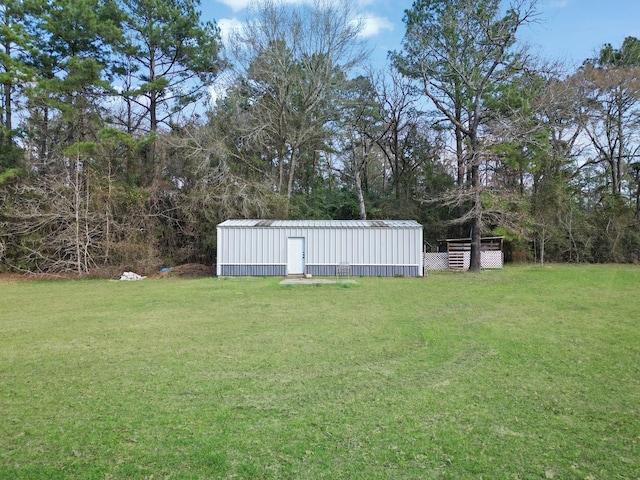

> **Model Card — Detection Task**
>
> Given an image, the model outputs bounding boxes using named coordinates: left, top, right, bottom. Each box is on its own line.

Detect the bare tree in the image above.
left=394, top=0, right=539, bottom=270
left=227, top=0, right=368, bottom=209
left=371, top=69, right=431, bottom=202
left=579, top=38, right=640, bottom=199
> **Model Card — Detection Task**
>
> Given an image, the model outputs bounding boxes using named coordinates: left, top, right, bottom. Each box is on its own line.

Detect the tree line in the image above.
left=1, top=0, right=639, bottom=274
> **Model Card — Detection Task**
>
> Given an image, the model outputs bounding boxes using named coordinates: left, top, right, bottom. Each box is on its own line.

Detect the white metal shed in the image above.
left=216, top=219, right=424, bottom=277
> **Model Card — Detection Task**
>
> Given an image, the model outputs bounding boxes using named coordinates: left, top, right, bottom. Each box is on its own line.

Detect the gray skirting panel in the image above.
left=307, top=265, right=419, bottom=277
left=218, top=265, right=287, bottom=276
left=219, top=264, right=419, bottom=277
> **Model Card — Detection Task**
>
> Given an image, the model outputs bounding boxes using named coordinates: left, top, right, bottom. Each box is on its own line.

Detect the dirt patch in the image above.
left=0, top=272, right=30, bottom=284
left=0, top=263, right=215, bottom=283
left=280, top=278, right=357, bottom=285
left=157, top=263, right=214, bottom=278
left=0, top=271, right=81, bottom=283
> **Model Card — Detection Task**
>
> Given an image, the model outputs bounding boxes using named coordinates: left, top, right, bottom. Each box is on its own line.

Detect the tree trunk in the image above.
left=614, top=92, right=624, bottom=196
left=286, top=148, right=297, bottom=198
left=469, top=162, right=481, bottom=271
left=455, top=104, right=464, bottom=187
left=2, top=80, right=10, bottom=148
left=74, top=153, right=83, bottom=274
left=354, top=141, right=368, bottom=220
left=354, top=162, right=366, bottom=220
left=393, top=128, right=400, bottom=199
left=105, top=158, right=112, bottom=264
left=2, top=83, right=10, bottom=148
left=635, top=180, right=640, bottom=218
left=147, top=51, right=157, bottom=171
left=1, top=18, right=11, bottom=149
left=37, top=106, right=50, bottom=170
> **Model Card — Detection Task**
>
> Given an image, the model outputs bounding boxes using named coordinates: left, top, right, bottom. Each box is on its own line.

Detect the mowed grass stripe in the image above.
left=0, top=265, right=638, bottom=479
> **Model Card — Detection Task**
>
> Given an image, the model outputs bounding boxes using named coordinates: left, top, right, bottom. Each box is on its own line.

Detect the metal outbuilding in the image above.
left=216, top=219, right=424, bottom=277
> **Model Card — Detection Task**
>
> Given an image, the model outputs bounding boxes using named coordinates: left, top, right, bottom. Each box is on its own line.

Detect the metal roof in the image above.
left=218, top=219, right=422, bottom=228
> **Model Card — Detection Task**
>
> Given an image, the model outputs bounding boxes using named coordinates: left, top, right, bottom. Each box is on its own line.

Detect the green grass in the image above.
left=1, top=265, right=639, bottom=479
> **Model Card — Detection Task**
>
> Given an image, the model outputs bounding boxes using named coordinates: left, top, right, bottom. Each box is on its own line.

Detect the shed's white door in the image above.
left=287, top=237, right=305, bottom=275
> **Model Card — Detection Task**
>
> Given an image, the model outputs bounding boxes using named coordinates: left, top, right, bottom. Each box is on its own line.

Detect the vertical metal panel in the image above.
left=362, top=229, right=370, bottom=264
left=418, top=225, right=424, bottom=276
left=215, top=225, right=220, bottom=275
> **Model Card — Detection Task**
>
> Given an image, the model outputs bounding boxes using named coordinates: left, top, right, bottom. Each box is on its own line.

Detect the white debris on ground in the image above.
left=120, top=271, right=146, bottom=281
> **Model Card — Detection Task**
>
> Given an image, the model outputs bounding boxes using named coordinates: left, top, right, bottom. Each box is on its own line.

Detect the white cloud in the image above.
left=217, top=17, right=244, bottom=44
left=216, top=0, right=310, bottom=12
left=208, top=70, right=235, bottom=104
left=357, top=14, right=394, bottom=38
left=216, top=3, right=394, bottom=43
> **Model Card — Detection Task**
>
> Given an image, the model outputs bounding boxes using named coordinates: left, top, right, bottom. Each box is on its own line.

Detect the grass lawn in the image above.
left=1, top=264, right=639, bottom=479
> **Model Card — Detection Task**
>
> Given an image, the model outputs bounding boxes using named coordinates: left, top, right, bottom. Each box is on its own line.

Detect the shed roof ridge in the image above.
left=218, top=219, right=421, bottom=228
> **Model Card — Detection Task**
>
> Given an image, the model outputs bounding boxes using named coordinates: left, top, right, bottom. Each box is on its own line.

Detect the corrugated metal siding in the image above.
left=217, top=220, right=423, bottom=277
left=217, top=224, right=286, bottom=265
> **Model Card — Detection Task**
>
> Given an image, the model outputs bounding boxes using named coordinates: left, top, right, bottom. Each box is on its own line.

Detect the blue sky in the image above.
left=200, top=0, right=640, bottom=70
